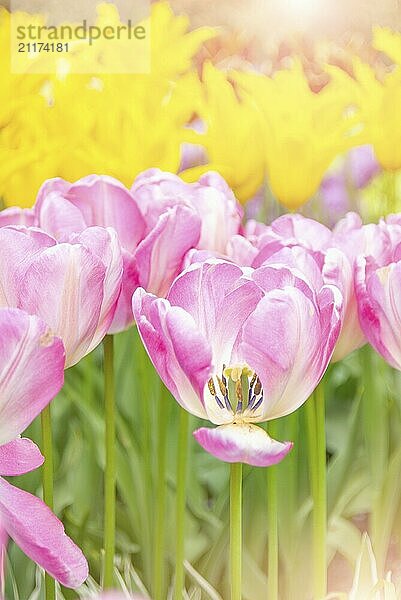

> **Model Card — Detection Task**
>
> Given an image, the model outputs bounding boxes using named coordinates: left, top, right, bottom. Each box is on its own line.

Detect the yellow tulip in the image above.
left=348, top=27, right=401, bottom=172
left=234, top=61, right=365, bottom=209
left=0, top=2, right=215, bottom=207
left=182, top=62, right=266, bottom=203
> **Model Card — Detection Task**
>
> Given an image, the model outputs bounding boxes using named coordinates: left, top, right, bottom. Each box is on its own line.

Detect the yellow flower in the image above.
left=181, top=62, right=266, bottom=203
left=0, top=9, right=47, bottom=128
left=347, top=27, right=401, bottom=172
left=0, top=2, right=214, bottom=207
left=234, top=61, right=365, bottom=209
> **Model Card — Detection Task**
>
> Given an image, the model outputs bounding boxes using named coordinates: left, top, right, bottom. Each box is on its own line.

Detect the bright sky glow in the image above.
left=285, top=0, right=322, bottom=18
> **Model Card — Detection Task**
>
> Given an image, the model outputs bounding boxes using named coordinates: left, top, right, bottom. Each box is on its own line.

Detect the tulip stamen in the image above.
left=208, top=378, right=225, bottom=409
left=208, top=364, right=264, bottom=421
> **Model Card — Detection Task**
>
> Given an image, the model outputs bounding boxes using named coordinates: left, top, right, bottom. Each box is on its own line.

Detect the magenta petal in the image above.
left=0, top=439, right=44, bottom=476
left=0, top=477, right=88, bottom=588
left=193, top=424, right=293, bottom=467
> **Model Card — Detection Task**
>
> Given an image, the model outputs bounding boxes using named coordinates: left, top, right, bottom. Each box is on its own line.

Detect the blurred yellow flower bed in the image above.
left=1, top=1, right=401, bottom=210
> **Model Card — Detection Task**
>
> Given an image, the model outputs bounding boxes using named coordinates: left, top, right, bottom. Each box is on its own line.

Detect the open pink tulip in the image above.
left=0, top=225, right=122, bottom=366
left=0, top=307, right=88, bottom=587
left=133, top=260, right=342, bottom=466
left=35, top=174, right=204, bottom=331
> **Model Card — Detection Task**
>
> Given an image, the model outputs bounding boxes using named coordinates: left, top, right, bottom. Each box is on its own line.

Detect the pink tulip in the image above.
left=248, top=238, right=353, bottom=361
left=131, top=169, right=242, bottom=255
left=356, top=234, right=401, bottom=370
left=330, top=212, right=395, bottom=359
left=35, top=174, right=203, bottom=332
left=0, top=226, right=122, bottom=366
left=0, top=307, right=88, bottom=587
left=261, top=214, right=333, bottom=252
left=243, top=213, right=392, bottom=361
left=190, top=214, right=352, bottom=362
left=133, top=260, right=342, bottom=466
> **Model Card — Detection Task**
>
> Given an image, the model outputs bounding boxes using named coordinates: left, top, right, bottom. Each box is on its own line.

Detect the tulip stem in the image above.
left=103, top=334, right=116, bottom=588
left=153, top=385, right=169, bottom=600
left=41, top=404, right=55, bottom=600
left=360, top=345, right=388, bottom=573
left=267, top=422, right=279, bottom=600
left=230, top=462, right=242, bottom=600
left=174, top=408, right=189, bottom=600
left=306, top=384, right=327, bottom=599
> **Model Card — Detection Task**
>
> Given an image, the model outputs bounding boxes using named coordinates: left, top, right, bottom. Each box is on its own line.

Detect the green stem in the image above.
left=135, top=328, right=153, bottom=588
left=360, top=345, right=388, bottom=573
left=267, top=423, right=279, bottom=600
left=153, top=384, right=169, bottom=600
left=41, top=404, right=55, bottom=600
left=174, top=409, right=189, bottom=600
left=306, top=384, right=327, bottom=599
left=103, top=335, right=116, bottom=588
left=84, top=350, right=95, bottom=407
left=230, top=462, right=242, bottom=600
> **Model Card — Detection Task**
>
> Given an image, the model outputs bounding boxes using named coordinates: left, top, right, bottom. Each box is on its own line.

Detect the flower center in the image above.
left=207, top=363, right=264, bottom=422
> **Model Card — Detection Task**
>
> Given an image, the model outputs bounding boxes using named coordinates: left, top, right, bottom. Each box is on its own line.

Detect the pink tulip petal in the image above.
left=0, top=208, right=36, bottom=228
left=65, top=175, right=146, bottom=253
left=238, top=284, right=341, bottom=420
left=270, top=214, right=332, bottom=251
left=193, top=424, right=293, bottom=467
left=36, top=192, right=87, bottom=240
left=0, top=477, right=88, bottom=588
left=131, top=169, right=242, bottom=254
left=18, top=244, right=105, bottom=367
left=133, top=288, right=211, bottom=418
left=0, top=439, right=44, bottom=476
left=36, top=178, right=71, bottom=208
left=0, top=308, right=65, bottom=445
left=251, top=261, right=317, bottom=304
left=131, top=168, right=191, bottom=230
left=228, top=234, right=258, bottom=266
left=187, top=172, right=242, bottom=253
left=0, top=227, right=55, bottom=308
left=135, top=205, right=201, bottom=297
left=108, top=249, right=139, bottom=334
left=168, top=260, right=263, bottom=369
left=356, top=257, right=401, bottom=369
left=68, top=227, right=123, bottom=343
